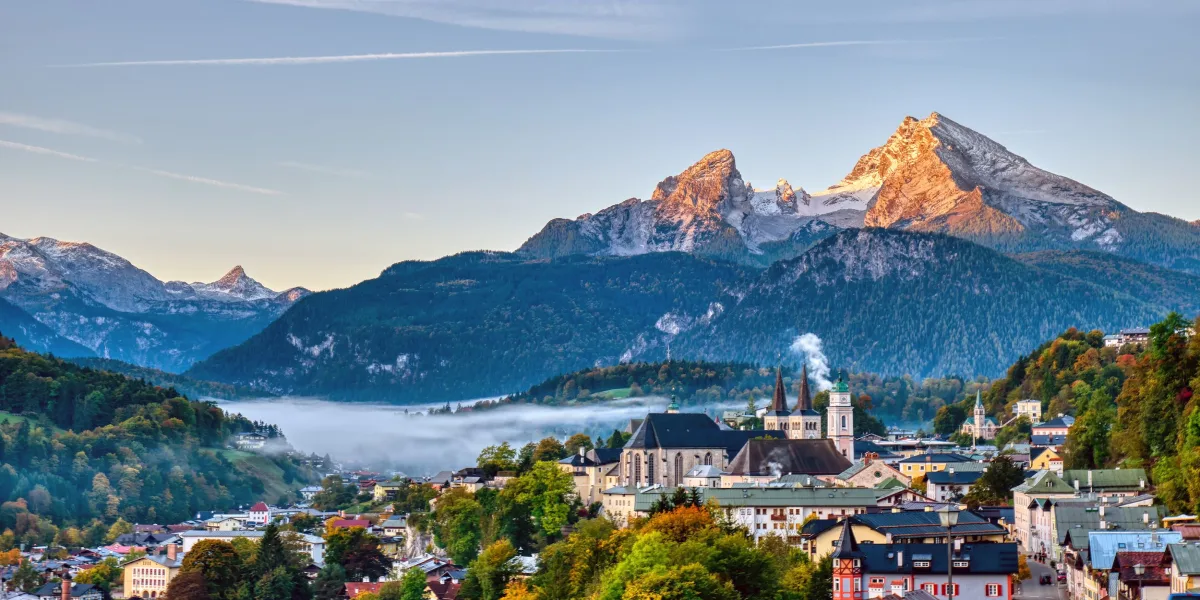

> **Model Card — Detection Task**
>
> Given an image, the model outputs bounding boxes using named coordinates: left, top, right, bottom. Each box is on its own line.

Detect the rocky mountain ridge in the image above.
left=520, top=112, right=1200, bottom=273
left=0, top=233, right=310, bottom=371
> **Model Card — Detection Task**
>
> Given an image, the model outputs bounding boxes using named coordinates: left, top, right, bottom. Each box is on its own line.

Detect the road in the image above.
left=1016, top=560, right=1066, bottom=600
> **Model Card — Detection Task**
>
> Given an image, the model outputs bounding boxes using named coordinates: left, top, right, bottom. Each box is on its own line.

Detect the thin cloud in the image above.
left=276, top=161, right=369, bottom=178
left=0, top=139, right=282, bottom=196
left=725, top=37, right=1000, bottom=51
left=0, top=111, right=141, bottom=144
left=53, top=48, right=618, bottom=68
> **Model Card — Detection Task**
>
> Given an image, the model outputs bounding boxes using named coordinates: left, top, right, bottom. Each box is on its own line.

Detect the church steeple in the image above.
left=794, top=364, right=812, bottom=412
left=771, top=368, right=787, bottom=412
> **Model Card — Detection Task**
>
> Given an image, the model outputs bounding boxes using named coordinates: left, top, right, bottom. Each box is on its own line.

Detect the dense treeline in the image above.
left=67, top=357, right=260, bottom=400
left=0, top=333, right=313, bottom=546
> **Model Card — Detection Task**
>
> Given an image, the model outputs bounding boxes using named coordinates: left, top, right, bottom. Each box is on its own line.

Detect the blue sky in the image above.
left=2, top=0, right=1198, bottom=290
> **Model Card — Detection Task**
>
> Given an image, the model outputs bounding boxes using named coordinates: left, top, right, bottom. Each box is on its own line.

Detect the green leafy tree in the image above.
left=621, top=563, right=738, bottom=600
left=254, top=566, right=295, bottom=600
left=431, top=488, right=485, bottom=565
left=73, top=557, right=123, bottom=595
left=461, top=539, right=518, bottom=600
left=165, top=571, right=213, bottom=600
left=181, top=539, right=244, bottom=599
left=325, top=527, right=390, bottom=582
left=10, top=559, right=40, bottom=592
left=394, top=567, right=428, bottom=600
left=503, top=462, right=576, bottom=538
left=477, top=443, right=519, bottom=478
left=563, top=434, right=594, bottom=456
left=312, top=563, right=347, bottom=600
left=963, top=456, right=1027, bottom=508
left=531, top=437, right=567, bottom=463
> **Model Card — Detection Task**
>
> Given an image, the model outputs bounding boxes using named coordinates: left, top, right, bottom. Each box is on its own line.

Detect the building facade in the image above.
left=1014, top=400, right=1042, bottom=424
left=618, top=413, right=782, bottom=488
left=960, top=393, right=998, bottom=440
left=122, top=551, right=182, bottom=599
left=828, top=376, right=855, bottom=458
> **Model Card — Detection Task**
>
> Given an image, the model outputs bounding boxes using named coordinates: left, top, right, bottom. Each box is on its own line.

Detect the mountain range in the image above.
left=521, top=113, right=1200, bottom=273
left=0, top=233, right=309, bottom=371
left=6, top=112, right=1198, bottom=403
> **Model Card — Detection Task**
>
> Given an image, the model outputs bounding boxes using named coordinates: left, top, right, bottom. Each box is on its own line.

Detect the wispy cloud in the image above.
left=53, top=48, right=618, bottom=68
left=244, top=0, right=675, bottom=40
left=276, top=161, right=369, bottom=178
left=725, top=37, right=999, bottom=51
left=0, top=111, right=141, bottom=144
left=0, top=139, right=282, bottom=196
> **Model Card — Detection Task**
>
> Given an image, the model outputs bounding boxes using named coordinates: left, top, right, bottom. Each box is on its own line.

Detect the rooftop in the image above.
left=725, top=438, right=853, bottom=476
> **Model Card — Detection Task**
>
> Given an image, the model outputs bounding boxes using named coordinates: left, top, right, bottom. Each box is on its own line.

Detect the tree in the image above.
left=933, top=403, right=968, bottom=435
left=478, top=443, right=519, bottom=478
left=606, top=430, right=632, bottom=449
left=531, top=437, right=567, bottom=463
left=166, top=571, right=213, bottom=600
left=431, top=488, right=484, bottom=565
left=11, top=559, right=40, bottom=591
left=461, top=539, right=518, bottom=600
left=74, top=557, right=123, bottom=595
left=391, top=568, right=427, bottom=600
left=621, top=563, right=738, bottom=600
left=517, top=443, right=537, bottom=473
left=994, top=417, right=1032, bottom=449
left=499, top=580, right=538, bottom=600
left=312, top=563, right=347, bottom=600
left=181, top=539, right=243, bottom=599
left=564, top=433, right=594, bottom=456
left=502, top=462, right=576, bottom=538
left=963, top=456, right=1027, bottom=508
left=254, top=566, right=294, bottom=600
left=325, top=527, right=390, bottom=582
left=106, top=517, right=133, bottom=543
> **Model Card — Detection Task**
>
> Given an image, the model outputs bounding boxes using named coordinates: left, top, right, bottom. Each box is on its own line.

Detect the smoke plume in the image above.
left=790, top=333, right=832, bottom=391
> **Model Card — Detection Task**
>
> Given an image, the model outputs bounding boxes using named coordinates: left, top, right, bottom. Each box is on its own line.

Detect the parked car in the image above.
left=1057, top=572, right=1066, bottom=583
left=1040, top=575, right=1052, bottom=585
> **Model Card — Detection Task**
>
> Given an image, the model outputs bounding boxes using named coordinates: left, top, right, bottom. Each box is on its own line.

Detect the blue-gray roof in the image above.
left=859, top=542, right=1019, bottom=575
left=925, top=470, right=985, bottom=485
left=1088, top=531, right=1182, bottom=570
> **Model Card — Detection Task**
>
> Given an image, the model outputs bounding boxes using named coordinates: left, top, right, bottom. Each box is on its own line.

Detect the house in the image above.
left=617, top=412, right=784, bottom=488
left=344, top=582, right=383, bottom=598
left=114, top=533, right=181, bottom=549
left=204, top=516, right=244, bottom=531
left=1011, top=470, right=1078, bottom=556
left=1031, top=434, right=1068, bottom=449
left=959, top=392, right=998, bottom=440
left=1062, top=468, right=1150, bottom=497
left=396, top=554, right=457, bottom=579
left=373, top=481, right=406, bottom=502
left=299, top=485, right=323, bottom=501
left=854, top=441, right=903, bottom=465
left=1029, top=448, right=1062, bottom=474
left=803, top=510, right=1009, bottom=557
left=829, top=520, right=1019, bottom=600
left=428, top=471, right=456, bottom=490
left=1077, top=531, right=1183, bottom=600
left=426, top=572, right=463, bottom=600
left=837, top=453, right=910, bottom=488
left=33, top=582, right=102, bottom=600
left=329, top=518, right=371, bottom=531
left=246, top=502, right=271, bottom=526
left=1033, top=416, right=1075, bottom=438
left=925, top=469, right=984, bottom=503
left=599, top=485, right=671, bottom=526
left=557, top=447, right=622, bottom=505
left=1053, top=503, right=1165, bottom=565
left=122, top=548, right=183, bottom=600
left=179, top=530, right=326, bottom=564
left=1167, top=543, right=1200, bottom=593
left=682, top=464, right=722, bottom=488
left=1106, top=327, right=1151, bottom=348
left=897, top=453, right=975, bottom=479
left=1014, top=400, right=1042, bottom=424
left=874, top=485, right=933, bottom=508
left=381, top=516, right=407, bottom=536
left=701, top=486, right=879, bottom=545
left=234, top=432, right=268, bottom=450
left=720, top=438, right=853, bottom=487
left=1114, top=551, right=1172, bottom=600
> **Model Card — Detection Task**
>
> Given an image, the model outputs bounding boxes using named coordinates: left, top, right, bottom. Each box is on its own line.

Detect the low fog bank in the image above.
left=217, top=396, right=735, bottom=476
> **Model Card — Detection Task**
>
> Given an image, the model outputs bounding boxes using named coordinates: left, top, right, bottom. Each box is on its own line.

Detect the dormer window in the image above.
left=914, top=561, right=931, bottom=568
left=953, top=561, right=970, bottom=568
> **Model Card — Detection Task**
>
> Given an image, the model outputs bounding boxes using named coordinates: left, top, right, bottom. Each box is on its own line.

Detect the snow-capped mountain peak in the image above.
left=193, top=265, right=277, bottom=301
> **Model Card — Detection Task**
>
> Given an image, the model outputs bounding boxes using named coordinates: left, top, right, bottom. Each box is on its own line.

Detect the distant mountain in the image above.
left=187, top=252, right=752, bottom=402
left=0, top=233, right=310, bottom=371
left=0, top=295, right=90, bottom=356
left=1013, top=250, right=1200, bottom=317
left=192, top=229, right=1185, bottom=403
left=675, top=229, right=1168, bottom=379
left=520, top=113, right=1200, bottom=273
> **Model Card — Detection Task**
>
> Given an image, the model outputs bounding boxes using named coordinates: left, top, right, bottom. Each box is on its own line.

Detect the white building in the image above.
left=180, top=530, right=326, bottom=564
left=1014, top=400, right=1042, bottom=424
left=827, top=376, right=855, bottom=459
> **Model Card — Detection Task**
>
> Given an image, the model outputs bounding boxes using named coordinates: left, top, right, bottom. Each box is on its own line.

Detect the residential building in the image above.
left=617, top=412, right=783, bottom=488
left=246, top=502, right=271, bottom=526
left=122, top=549, right=183, bottom=600
left=1073, top=531, right=1182, bottom=600
left=234, top=432, right=267, bottom=450
left=1031, top=433, right=1068, bottom=449
left=1062, top=468, right=1150, bottom=498
left=557, top=447, right=622, bottom=505
left=1054, top=503, right=1165, bottom=564
left=897, top=453, right=975, bottom=479
left=829, top=520, right=1018, bottom=600
left=925, top=469, right=983, bottom=503
left=720, top=438, right=853, bottom=487
left=682, top=464, right=722, bottom=488
left=874, top=484, right=934, bottom=509
left=1167, top=543, right=1200, bottom=593
left=599, top=485, right=670, bottom=527
left=837, top=453, right=910, bottom=488
left=702, top=487, right=879, bottom=545
left=1033, top=416, right=1074, bottom=438
left=1011, top=471, right=1078, bottom=556
left=1114, top=551, right=1172, bottom=600
left=1014, top=400, right=1042, bottom=424
left=299, top=485, right=322, bottom=501
left=33, top=582, right=102, bottom=600
left=1029, top=448, right=1062, bottom=475
left=380, top=516, right=407, bottom=537
left=1106, top=328, right=1152, bottom=348
left=854, top=441, right=904, bottom=465
left=762, top=366, right=823, bottom=440
left=803, top=510, right=1009, bottom=557
left=204, top=516, right=244, bottom=531
left=960, top=392, right=998, bottom=440
left=372, top=481, right=406, bottom=502
left=179, top=530, right=326, bottom=564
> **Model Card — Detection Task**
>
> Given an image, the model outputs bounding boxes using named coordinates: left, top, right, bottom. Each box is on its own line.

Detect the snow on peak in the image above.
left=192, top=265, right=277, bottom=301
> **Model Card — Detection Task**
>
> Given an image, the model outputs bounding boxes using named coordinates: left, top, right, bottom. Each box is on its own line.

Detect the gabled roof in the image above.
left=852, top=510, right=1006, bottom=539
left=625, top=413, right=784, bottom=454
left=854, top=440, right=901, bottom=460
left=1029, top=447, right=1059, bottom=462
left=684, top=464, right=723, bottom=479
left=32, top=583, right=100, bottom=599
left=1032, top=434, right=1068, bottom=447
left=925, top=470, right=984, bottom=485
left=1168, top=543, right=1200, bottom=575
left=1012, top=470, right=1077, bottom=495
left=897, top=453, right=974, bottom=464
left=699, top=487, right=879, bottom=508
left=1036, top=416, right=1075, bottom=429
left=1054, top=505, right=1165, bottom=546
left=725, top=439, right=853, bottom=476
left=859, top=542, right=1019, bottom=575
left=1061, top=469, right=1148, bottom=492
left=1088, top=531, right=1182, bottom=570
left=250, top=502, right=269, bottom=512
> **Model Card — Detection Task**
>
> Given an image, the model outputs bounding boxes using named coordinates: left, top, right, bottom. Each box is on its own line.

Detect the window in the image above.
left=953, top=561, right=970, bottom=568
left=841, top=415, right=847, bottom=429
left=914, top=561, right=931, bottom=568
left=942, top=584, right=959, bottom=595
left=923, top=584, right=937, bottom=594
left=674, top=454, right=683, bottom=484
left=853, top=559, right=861, bottom=568
left=986, top=584, right=1002, bottom=597
left=871, top=578, right=885, bottom=585
left=647, top=453, right=655, bottom=483
left=833, top=579, right=840, bottom=592
left=703, top=452, right=712, bottom=465
left=854, top=579, right=862, bottom=592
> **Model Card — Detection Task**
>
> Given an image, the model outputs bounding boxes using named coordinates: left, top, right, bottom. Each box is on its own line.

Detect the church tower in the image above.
left=972, top=390, right=986, bottom=444
left=762, top=369, right=791, bottom=433
left=787, top=364, right=822, bottom=439
left=827, top=373, right=855, bottom=458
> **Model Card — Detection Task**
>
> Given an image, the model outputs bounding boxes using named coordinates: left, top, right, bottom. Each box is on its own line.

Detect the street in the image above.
left=1016, top=560, right=1067, bottom=600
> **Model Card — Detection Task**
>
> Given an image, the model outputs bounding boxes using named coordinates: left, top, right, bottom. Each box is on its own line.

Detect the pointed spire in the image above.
left=794, top=364, right=812, bottom=412
left=975, top=390, right=984, bottom=410
left=771, top=368, right=787, bottom=412
left=831, top=518, right=862, bottom=559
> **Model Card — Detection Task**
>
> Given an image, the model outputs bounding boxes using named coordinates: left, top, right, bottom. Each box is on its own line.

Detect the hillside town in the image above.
left=3, top=365, right=1194, bottom=600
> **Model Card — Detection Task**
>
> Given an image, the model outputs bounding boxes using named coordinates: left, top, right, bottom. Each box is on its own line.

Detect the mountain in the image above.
left=520, top=113, right=1200, bottom=273
left=0, top=295, right=90, bottom=356
left=68, top=356, right=261, bottom=400
left=1013, top=250, right=1200, bottom=317
left=192, top=229, right=1190, bottom=403
left=186, top=251, right=753, bottom=402
left=674, top=229, right=1166, bottom=379
left=0, top=233, right=310, bottom=371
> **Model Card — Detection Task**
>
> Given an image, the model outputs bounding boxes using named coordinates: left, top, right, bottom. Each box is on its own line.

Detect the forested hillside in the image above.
left=0, top=333, right=314, bottom=547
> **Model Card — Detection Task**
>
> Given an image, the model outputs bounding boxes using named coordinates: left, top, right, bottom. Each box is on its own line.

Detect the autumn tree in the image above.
left=165, top=571, right=212, bottom=600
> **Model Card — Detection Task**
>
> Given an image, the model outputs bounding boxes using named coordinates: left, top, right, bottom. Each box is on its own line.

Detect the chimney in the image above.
left=167, top=543, right=178, bottom=561
left=897, top=550, right=904, bottom=567
left=1144, top=513, right=1150, bottom=525
left=61, top=575, right=71, bottom=600
left=1088, top=471, right=1094, bottom=490
left=1140, top=479, right=1146, bottom=489
left=949, top=467, right=956, bottom=476
left=1074, top=479, right=1081, bottom=492
left=579, top=446, right=586, bottom=457
left=1099, top=506, right=1106, bottom=519
left=1100, top=520, right=1107, bottom=530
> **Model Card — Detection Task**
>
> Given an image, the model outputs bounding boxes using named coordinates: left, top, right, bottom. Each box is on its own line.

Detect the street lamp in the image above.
left=939, top=507, right=960, bottom=600
left=1132, top=563, right=1145, bottom=600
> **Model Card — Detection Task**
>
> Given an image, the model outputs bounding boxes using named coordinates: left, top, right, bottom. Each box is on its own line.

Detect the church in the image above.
left=960, top=391, right=999, bottom=440
left=763, top=367, right=855, bottom=458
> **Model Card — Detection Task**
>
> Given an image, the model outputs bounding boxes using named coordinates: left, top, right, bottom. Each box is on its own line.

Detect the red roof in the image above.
left=344, top=582, right=383, bottom=598
left=250, top=502, right=269, bottom=512
left=426, top=579, right=461, bottom=600
left=332, top=519, right=371, bottom=529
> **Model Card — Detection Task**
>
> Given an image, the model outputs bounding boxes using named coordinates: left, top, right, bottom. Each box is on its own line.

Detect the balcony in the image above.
left=770, top=514, right=788, bottom=522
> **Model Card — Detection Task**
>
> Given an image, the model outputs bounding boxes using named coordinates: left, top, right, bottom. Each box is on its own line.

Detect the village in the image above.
left=2, top=358, right=1196, bottom=600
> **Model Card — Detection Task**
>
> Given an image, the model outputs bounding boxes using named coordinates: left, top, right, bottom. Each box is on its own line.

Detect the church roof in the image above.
left=625, top=413, right=783, bottom=455
left=794, top=365, right=813, bottom=412
left=975, top=390, right=984, bottom=410
left=725, top=438, right=853, bottom=476
left=769, top=368, right=789, bottom=416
